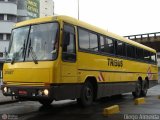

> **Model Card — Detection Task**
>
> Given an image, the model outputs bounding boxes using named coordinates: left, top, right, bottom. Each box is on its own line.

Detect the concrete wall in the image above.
left=40, top=0, right=54, bottom=17
left=0, top=41, right=9, bottom=59
left=0, top=2, right=17, bottom=15
left=0, top=22, right=15, bottom=34
left=0, top=63, right=3, bottom=81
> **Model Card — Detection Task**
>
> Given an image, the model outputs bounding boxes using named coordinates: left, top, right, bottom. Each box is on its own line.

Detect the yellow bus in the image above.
left=1, top=15, right=158, bottom=106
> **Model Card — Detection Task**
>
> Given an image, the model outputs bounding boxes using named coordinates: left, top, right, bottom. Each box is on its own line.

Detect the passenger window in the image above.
left=151, top=53, right=156, bottom=63
left=100, top=36, right=105, bottom=52
left=136, top=48, right=143, bottom=60
left=79, top=29, right=89, bottom=50
left=116, top=41, right=126, bottom=56
left=126, top=44, right=135, bottom=58
left=100, top=36, right=114, bottom=54
left=62, top=24, right=76, bottom=62
left=89, top=33, right=98, bottom=51
left=144, top=51, right=151, bottom=62
left=78, top=28, right=98, bottom=52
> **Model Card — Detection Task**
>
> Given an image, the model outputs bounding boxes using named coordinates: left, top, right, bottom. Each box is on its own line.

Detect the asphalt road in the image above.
left=0, top=85, right=160, bottom=120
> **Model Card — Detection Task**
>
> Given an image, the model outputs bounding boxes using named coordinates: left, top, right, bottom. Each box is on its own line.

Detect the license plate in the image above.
left=18, top=90, right=27, bottom=95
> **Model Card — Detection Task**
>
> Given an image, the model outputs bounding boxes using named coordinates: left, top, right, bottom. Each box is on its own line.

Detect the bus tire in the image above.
left=132, top=80, right=142, bottom=98
left=77, top=81, right=94, bottom=107
left=39, top=99, right=53, bottom=106
left=141, top=80, right=149, bottom=97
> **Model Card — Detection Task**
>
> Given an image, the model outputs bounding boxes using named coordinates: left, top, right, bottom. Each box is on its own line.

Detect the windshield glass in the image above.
left=7, top=26, right=30, bottom=62
left=26, top=23, right=58, bottom=61
left=7, top=22, right=59, bottom=62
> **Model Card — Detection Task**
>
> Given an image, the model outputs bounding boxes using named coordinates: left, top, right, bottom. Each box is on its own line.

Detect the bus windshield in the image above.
left=7, top=22, right=59, bottom=63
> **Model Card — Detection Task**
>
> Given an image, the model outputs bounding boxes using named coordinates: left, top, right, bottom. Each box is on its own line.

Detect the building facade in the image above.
left=0, top=0, right=17, bottom=61
left=0, top=0, right=54, bottom=62
left=40, top=0, right=54, bottom=17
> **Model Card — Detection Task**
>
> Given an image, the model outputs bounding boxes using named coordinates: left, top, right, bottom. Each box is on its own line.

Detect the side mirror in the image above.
left=63, top=32, right=70, bottom=46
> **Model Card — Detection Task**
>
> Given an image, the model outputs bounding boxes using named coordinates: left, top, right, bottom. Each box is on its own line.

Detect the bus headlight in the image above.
left=4, top=87, right=7, bottom=93
left=43, top=89, right=49, bottom=96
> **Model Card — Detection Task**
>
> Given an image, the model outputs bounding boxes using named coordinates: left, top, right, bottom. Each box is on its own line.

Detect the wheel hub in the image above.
left=85, top=87, right=92, bottom=100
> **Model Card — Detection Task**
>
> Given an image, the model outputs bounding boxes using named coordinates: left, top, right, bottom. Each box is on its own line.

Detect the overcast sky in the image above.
left=53, top=0, right=160, bottom=36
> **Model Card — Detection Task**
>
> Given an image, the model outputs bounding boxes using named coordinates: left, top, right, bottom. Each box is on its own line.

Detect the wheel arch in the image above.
left=85, top=76, right=98, bottom=100
left=145, top=76, right=149, bottom=88
left=138, top=76, right=143, bottom=85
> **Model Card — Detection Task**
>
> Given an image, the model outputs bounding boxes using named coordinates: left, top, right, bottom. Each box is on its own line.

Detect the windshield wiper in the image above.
left=10, top=40, right=26, bottom=64
left=11, top=54, right=15, bottom=64
left=28, top=38, right=38, bottom=64
left=28, top=46, right=38, bottom=64
left=11, top=46, right=25, bottom=64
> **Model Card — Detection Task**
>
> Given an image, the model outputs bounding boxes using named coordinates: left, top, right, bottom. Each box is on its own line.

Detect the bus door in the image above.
left=61, top=23, right=77, bottom=84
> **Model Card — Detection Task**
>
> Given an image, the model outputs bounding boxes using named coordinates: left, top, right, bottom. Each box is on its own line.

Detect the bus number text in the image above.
left=107, top=58, right=123, bottom=67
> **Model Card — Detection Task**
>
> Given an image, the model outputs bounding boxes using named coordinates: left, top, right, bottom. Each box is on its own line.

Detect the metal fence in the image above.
left=124, top=32, right=160, bottom=41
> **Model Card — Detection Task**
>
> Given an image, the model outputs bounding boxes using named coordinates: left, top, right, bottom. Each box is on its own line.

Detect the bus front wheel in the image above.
left=132, top=81, right=142, bottom=98
left=77, top=81, right=94, bottom=107
left=39, top=99, right=53, bottom=106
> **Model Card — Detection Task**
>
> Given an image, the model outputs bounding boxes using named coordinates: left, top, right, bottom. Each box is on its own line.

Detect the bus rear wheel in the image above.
left=77, top=81, right=94, bottom=107
left=132, top=81, right=142, bottom=98
left=39, top=99, right=53, bottom=106
left=141, top=80, right=149, bottom=97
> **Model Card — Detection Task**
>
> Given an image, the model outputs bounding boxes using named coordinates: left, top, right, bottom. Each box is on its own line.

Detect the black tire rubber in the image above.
left=39, top=99, right=53, bottom=106
left=77, top=81, right=94, bottom=107
left=132, top=81, right=142, bottom=98
left=141, top=80, right=149, bottom=97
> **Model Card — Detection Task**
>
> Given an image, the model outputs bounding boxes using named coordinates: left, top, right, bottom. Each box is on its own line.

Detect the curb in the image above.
left=134, top=98, right=145, bottom=105
left=103, top=105, right=120, bottom=116
left=0, top=89, right=19, bottom=105
left=0, top=99, right=18, bottom=105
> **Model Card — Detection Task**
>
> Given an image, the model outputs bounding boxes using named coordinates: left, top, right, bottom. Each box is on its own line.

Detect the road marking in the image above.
left=98, top=72, right=104, bottom=82
left=147, top=66, right=152, bottom=80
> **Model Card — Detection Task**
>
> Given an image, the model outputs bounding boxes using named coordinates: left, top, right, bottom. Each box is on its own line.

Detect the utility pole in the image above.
left=78, top=0, right=79, bottom=20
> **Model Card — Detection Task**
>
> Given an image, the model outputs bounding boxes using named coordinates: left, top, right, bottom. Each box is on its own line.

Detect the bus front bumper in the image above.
left=1, top=85, right=53, bottom=100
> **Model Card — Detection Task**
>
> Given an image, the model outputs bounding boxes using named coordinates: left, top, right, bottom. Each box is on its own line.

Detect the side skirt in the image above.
left=97, top=82, right=136, bottom=98
left=51, top=80, right=158, bottom=100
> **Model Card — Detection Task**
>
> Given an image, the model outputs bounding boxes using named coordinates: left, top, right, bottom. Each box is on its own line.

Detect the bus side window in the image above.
left=136, top=48, right=144, bottom=60
left=143, top=50, right=151, bottom=62
left=116, top=41, right=126, bottom=56
left=126, top=44, right=136, bottom=58
left=62, top=24, right=76, bottom=62
left=150, top=52, right=156, bottom=64
left=100, top=36, right=114, bottom=54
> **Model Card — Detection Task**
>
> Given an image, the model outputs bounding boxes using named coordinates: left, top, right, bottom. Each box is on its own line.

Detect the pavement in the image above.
left=0, top=90, right=18, bottom=105
left=0, top=85, right=159, bottom=120
left=0, top=79, right=18, bottom=104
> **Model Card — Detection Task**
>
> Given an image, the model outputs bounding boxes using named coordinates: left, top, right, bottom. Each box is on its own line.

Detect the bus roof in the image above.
left=15, top=15, right=156, bottom=53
